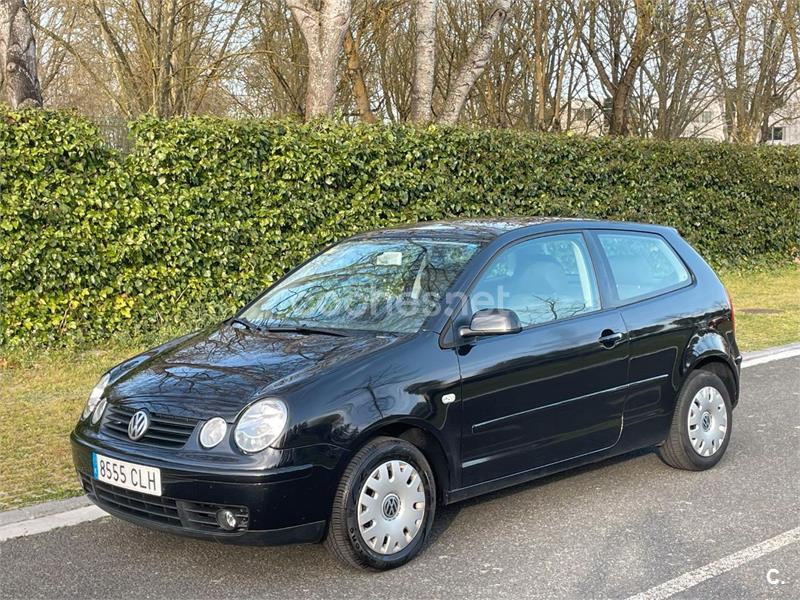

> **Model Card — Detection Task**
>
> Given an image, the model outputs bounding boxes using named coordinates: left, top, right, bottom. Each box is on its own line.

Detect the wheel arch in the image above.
left=681, top=330, right=740, bottom=407
left=350, top=419, right=453, bottom=504
left=690, top=355, right=739, bottom=407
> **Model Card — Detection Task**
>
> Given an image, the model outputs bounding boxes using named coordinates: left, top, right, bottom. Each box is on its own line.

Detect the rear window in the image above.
left=597, top=232, right=691, bottom=302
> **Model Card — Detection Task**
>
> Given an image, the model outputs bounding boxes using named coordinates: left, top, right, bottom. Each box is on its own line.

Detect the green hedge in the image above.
left=1, top=109, right=798, bottom=348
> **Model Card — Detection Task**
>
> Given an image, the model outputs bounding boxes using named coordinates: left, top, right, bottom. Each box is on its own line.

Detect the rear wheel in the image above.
left=658, top=370, right=733, bottom=470
left=325, top=436, right=436, bottom=570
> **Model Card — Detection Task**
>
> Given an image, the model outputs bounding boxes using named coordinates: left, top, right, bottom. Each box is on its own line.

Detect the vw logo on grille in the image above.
left=382, top=494, right=401, bottom=520
left=128, top=410, right=150, bottom=441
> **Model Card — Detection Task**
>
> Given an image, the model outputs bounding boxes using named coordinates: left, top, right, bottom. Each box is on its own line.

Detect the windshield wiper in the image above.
left=263, top=325, right=349, bottom=337
left=230, top=316, right=262, bottom=331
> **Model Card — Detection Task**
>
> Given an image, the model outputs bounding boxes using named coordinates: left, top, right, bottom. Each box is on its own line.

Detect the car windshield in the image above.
left=240, top=238, right=481, bottom=333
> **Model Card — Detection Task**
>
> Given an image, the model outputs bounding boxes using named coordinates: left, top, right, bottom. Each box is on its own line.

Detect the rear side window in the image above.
left=597, top=232, right=691, bottom=302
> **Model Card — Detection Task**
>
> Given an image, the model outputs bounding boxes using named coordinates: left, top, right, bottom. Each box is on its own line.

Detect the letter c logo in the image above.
left=766, top=569, right=782, bottom=585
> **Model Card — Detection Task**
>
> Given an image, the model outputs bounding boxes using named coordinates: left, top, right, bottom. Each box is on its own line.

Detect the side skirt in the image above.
left=444, top=435, right=644, bottom=505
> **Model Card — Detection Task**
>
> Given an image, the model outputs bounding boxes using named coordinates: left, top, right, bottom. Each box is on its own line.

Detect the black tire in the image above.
left=325, top=436, right=436, bottom=570
left=658, top=369, right=733, bottom=471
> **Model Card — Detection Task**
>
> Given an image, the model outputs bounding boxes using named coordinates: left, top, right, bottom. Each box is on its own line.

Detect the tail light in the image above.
left=725, top=288, right=735, bottom=332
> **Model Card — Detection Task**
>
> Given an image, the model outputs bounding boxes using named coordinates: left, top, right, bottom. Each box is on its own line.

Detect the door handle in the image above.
left=598, top=330, right=624, bottom=348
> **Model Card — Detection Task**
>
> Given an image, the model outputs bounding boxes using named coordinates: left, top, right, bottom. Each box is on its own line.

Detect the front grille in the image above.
left=80, top=473, right=181, bottom=527
left=80, top=473, right=249, bottom=533
left=102, top=404, right=197, bottom=448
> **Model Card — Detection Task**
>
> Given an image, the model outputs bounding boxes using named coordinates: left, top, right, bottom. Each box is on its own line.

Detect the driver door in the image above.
left=456, top=232, right=629, bottom=487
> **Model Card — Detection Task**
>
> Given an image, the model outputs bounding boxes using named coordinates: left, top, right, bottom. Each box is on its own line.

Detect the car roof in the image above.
left=351, top=217, right=675, bottom=243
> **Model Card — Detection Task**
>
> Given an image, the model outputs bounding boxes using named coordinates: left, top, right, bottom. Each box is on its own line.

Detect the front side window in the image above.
left=470, top=233, right=601, bottom=328
left=241, top=238, right=480, bottom=333
left=597, top=232, right=691, bottom=302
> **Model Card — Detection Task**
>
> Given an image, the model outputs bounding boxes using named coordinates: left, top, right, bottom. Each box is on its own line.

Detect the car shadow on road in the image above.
left=426, top=446, right=654, bottom=547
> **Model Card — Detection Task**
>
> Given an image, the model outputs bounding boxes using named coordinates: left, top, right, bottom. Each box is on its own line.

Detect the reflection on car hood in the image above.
left=108, top=325, right=401, bottom=420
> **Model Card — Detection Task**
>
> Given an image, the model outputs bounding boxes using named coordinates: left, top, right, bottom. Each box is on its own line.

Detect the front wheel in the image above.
left=658, top=369, right=733, bottom=470
left=325, top=436, right=436, bottom=570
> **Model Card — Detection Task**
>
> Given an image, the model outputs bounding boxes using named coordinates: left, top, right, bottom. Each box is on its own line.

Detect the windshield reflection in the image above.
left=241, top=239, right=480, bottom=333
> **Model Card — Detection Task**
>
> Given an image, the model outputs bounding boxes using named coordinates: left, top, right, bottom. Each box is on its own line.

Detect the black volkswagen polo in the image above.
left=71, top=218, right=741, bottom=570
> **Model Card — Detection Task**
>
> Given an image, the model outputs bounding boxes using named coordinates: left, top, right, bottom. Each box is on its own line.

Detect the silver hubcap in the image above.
left=357, top=460, right=426, bottom=555
left=688, top=386, right=728, bottom=457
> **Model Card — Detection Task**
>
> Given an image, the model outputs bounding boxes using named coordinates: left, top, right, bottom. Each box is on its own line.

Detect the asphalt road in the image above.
left=1, top=357, right=798, bottom=600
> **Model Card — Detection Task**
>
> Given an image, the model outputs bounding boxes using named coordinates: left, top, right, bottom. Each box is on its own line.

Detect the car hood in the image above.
left=108, top=325, right=402, bottom=420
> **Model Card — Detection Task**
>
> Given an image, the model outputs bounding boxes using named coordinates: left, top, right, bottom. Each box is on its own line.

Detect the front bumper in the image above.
left=71, top=432, right=346, bottom=545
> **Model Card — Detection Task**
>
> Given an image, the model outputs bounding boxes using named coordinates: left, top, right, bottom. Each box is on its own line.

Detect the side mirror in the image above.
left=458, top=308, right=522, bottom=339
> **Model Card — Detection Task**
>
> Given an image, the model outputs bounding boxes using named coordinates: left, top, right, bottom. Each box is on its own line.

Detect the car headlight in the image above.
left=82, top=374, right=110, bottom=420
left=234, top=399, right=287, bottom=453
left=90, top=398, right=108, bottom=424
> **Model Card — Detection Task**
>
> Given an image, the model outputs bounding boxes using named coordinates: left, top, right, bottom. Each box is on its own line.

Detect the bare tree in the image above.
left=780, top=0, right=799, bottom=82
left=9, top=0, right=795, bottom=141
left=579, top=0, right=656, bottom=135
left=289, top=0, right=352, bottom=119
left=703, top=0, right=797, bottom=142
left=456, top=1, right=586, bottom=130
left=0, top=0, right=42, bottom=107
left=239, top=0, right=307, bottom=117
left=439, top=0, right=511, bottom=124
left=26, top=1, right=70, bottom=107
left=532, top=0, right=586, bottom=130
left=34, top=0, right=254, bottom=117
left=636, top=0, right=718, bottom=139
left=362, top=0, right=414, bottom=121
left=464, top=2, right=527, bottom=127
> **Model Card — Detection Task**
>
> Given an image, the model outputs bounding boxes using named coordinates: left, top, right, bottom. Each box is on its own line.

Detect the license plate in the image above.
left=92, top=453, right=162, bottom=496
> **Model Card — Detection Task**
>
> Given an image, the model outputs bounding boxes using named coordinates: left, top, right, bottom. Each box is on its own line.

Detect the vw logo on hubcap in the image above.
left=382, top=494, right=401, bottom=520
left=701, top=412, right=712, bottom=432
left=128, top=410, right=150, bottom=441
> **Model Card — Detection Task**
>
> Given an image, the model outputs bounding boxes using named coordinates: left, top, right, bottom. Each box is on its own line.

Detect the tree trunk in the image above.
left=305, top=55, right=338, bottom=117
left=731, top=0, right=751, bottom=142
left=439, top=0, right=511, bottom=125
left=608, top=0, right=653, bottom=135
left=0, top=0, right=42, bottom=107
left=409, top=0, right=437, bottom=123
left=156, top=0, right=178, bottom=117
left=289, top=0, right=352, bottom=120
left=343, top=28, right=376, bottom=123
left=532, top=1, right=547, bottom=130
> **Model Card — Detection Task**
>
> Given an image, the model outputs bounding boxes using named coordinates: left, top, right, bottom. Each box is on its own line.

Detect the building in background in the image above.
left=565, top=95, right=800, bottom=144
left=765, top=94, right=800, bottom=145
left=684, top=107, right=727, bottom=142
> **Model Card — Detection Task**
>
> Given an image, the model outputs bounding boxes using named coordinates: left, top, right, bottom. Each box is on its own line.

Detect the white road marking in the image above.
left=742, top=347, right=800, bottom=369
left=0, top=505, right=107, bottom=542
left=626, top=526, right=800, bottom=600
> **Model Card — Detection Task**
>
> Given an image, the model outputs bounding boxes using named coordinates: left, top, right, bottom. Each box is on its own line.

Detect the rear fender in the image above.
left=681, top=330, right=740, bottom=402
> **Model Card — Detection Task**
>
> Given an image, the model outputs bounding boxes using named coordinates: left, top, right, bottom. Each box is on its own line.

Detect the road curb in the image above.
left=0, top=495, right=94, bottom=527
left=0, top=505, right=107, bottom=542
left=741, top=341, right=800, bottom=368
left=1, top=341, right=798, bottom=541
